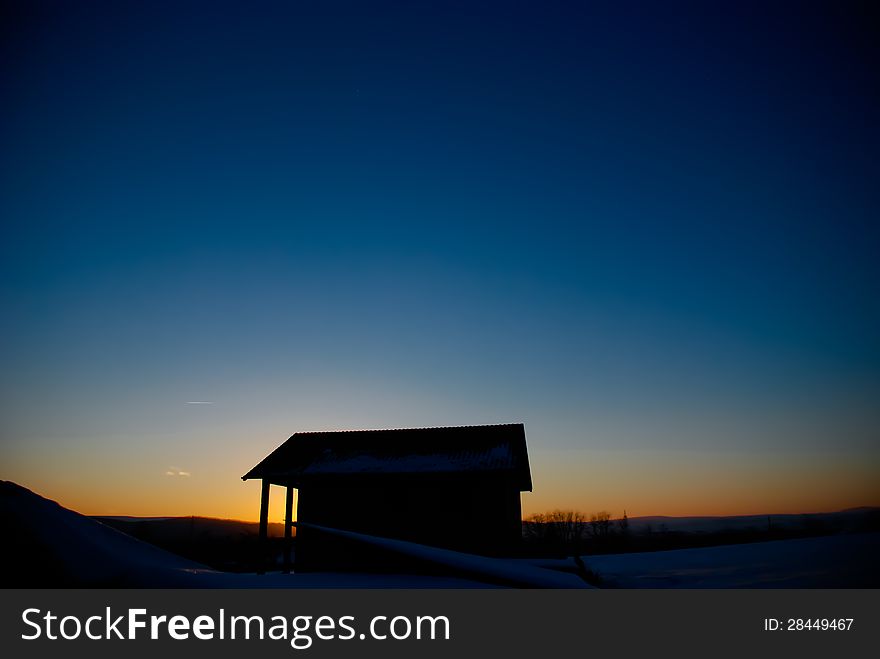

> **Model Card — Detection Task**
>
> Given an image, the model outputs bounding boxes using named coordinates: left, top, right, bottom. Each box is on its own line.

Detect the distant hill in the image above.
left=101, top=507, right=880, bottom=565
left=93, top=516, right=288, bottom=572
left=521, top=506, right=880, bottom=557
left=623, top=508, right=880, bottom=535
left=94, top=515, right=288, bottom=539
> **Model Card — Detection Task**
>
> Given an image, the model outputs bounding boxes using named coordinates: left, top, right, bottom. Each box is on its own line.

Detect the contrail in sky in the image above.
left=185, top=401, right=215, bottom=405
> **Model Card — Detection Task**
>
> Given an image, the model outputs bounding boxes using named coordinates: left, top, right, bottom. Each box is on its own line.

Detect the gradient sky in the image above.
left=2, top=1, right=878, bottom=522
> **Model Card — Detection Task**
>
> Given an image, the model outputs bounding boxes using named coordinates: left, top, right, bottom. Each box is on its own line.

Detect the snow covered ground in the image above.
left=296, top=522, right=589, bottom=588
left=3, top=480, right=875, bottom=588
left=583, top=533, right=880, bottom=588
left=0, top=481, right=498, bottom=588
left=4, top=481, right=578, bottom=587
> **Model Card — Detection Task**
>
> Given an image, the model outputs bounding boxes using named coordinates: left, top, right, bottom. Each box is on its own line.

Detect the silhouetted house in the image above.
left=242, top=424, right=532, bottom=572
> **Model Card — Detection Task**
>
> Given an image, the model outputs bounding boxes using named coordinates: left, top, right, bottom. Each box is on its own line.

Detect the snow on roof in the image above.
left=303, top=442, right=515, bottom=475
left=242, top=423, right=532, bottom=490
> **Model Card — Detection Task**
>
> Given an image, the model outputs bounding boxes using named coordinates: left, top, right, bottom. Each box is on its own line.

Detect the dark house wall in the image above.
left=295, top=474, right=522, bottom=572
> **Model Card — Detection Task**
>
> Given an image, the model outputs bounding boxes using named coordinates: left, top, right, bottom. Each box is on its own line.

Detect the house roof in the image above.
left=242, top=423, right=532, bottom=491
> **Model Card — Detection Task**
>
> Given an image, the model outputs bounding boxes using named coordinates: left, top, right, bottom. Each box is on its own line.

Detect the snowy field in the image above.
left=583, top=533, right=880, bottom=588
left=3, top=481, right=875, bottom=588
left=0, top=481, right=569, bottom=588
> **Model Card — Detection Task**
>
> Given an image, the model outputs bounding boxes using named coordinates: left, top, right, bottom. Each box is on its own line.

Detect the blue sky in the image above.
left=1, top=1, right=878, bottom=517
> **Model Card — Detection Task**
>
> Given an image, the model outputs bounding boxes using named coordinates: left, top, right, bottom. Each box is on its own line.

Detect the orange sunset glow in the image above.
left=6, top=437, right=878, bottom=522
left=2, top=1, right=878, bottom=537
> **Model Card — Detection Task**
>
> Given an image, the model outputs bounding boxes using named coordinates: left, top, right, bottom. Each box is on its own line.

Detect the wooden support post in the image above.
left=258, top=479, right=270, bottom=574
left=283, top=485, right=294, bottom=574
